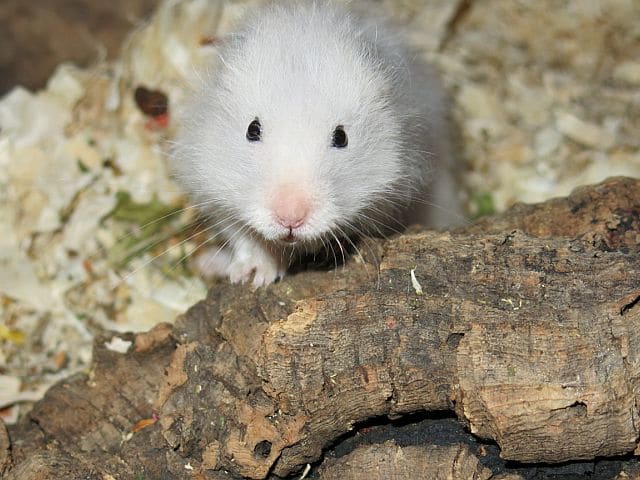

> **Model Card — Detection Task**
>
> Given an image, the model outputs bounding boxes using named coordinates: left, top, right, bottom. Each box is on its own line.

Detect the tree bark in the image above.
left=5, top=176, right=640, bottom=479
left=316, top=441, right=495, bottom=480
left=0, top=420, right=9, bottom=477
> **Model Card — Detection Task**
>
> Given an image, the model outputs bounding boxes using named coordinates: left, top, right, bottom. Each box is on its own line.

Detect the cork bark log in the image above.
left=316, top=441, right=496, bottom=480
left=4, top=176, right=640, bottom=479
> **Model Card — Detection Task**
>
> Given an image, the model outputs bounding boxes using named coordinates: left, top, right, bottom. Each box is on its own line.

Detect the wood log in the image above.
left=316, top=441, right=494, bottom=480
left=0, top=419, right=9, bottom=476
left=4, top=176, right=640, bottom=479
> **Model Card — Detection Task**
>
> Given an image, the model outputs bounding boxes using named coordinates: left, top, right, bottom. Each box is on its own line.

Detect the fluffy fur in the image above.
left=171, top=0, right=458, bottom=286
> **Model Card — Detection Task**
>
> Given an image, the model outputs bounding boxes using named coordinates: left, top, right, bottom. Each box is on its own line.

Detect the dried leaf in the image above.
left=132, top=415, right=158, bottom=433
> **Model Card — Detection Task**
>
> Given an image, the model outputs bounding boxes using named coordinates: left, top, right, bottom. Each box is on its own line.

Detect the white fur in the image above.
left=171, top=0, right=459, bottom=287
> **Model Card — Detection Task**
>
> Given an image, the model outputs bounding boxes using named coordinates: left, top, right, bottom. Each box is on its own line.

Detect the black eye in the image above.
left=246, top=118, right=261, bottom=141
left=332, top=125, right=348, bottom=148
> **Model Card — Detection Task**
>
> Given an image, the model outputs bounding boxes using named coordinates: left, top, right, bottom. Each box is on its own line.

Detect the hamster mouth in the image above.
left=279, top=230, right=298, bottom=244
left=274, top=226, right=312, bottom=245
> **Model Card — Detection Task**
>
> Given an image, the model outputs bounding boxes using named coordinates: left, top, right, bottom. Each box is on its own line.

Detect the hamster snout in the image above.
left=269, top=184, right=313, bottom=241
left=171, top=1, right=460, bottom=287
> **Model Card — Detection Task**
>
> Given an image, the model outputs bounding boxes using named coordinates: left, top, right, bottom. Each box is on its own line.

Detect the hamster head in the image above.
left=173, top=2, right=415, bottom=246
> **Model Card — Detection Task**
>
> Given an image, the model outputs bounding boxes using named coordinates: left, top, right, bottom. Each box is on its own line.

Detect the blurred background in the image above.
left=0, top=0, right=159, bottom=94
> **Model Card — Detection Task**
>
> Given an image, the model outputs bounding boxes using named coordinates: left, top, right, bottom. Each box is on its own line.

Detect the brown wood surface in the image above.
left=4, top=176, right=640, bottom=479
left=0, top=419, right=9, bottom=477
left=316, top=441, right=494, bottom=480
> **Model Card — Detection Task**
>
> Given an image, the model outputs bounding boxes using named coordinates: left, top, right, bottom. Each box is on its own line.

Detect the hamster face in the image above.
left=173, top=3, right=411, bottom=246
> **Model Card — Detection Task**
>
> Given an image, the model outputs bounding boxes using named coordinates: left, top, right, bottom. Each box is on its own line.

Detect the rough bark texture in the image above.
left=4, top=176, right=640, bottom=479
left=316, top=441, right=494, bottom=480
left=0, top=420, right=9, bottom=477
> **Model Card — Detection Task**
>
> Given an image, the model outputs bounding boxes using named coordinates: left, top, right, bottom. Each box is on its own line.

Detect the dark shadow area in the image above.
left=298, top=411, right=638, bottom=479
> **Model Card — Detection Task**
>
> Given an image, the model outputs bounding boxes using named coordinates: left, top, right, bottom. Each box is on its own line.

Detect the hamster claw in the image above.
left=195, top=241, right=286, bottom=287
left=249, top=264, right=286, bottom=288
left=228, top=253, right=285, bottom=288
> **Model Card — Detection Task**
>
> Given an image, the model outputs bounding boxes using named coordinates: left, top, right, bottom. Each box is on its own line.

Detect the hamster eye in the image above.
left=246, top=118, right=262, bottom=141
left=332, top=125, right=348, bottom=148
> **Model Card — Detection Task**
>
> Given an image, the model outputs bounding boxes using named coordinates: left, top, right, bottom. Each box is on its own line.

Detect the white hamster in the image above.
left=171, top=0, right=460, bottom=287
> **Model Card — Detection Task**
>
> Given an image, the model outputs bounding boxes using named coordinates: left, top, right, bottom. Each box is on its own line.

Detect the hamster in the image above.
left=171, top=0, right=460, bottom=287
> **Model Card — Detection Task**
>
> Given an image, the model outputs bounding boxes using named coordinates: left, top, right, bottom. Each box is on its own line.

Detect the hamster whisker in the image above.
left=355, top=209, right=405, bottom=237
left=169, top=217, right=245, bottom=275
left=333, top=224, right=376, bottom=282
left=288, top=243, right=297, bottom=264
left=99, top=199, right=220, bottom=254
left=408, top=196, right=470, bottom=225
left=325, top=232, right=339, bottom=273
left=328, top=229, right=346, bottom=270
left=188, top=220, right=249, bottom=278
left=103, top=203, right=231, bottom=268
left=115, top=214, right=240, bottom=287
left=320, top=232, right=338, bottom=269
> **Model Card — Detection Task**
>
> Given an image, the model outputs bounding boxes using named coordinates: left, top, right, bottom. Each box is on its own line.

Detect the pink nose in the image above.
left=271, top=186, right=311, bottom=230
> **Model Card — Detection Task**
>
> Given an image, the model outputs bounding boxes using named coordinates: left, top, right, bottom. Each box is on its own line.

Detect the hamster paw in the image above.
left=194, top=236, right=286, bottom=287
left=225, top=235, right=287, bottom=287
left=228, top=253, right=286, bottom=287
left=194, top=247, right=234, bottom=279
